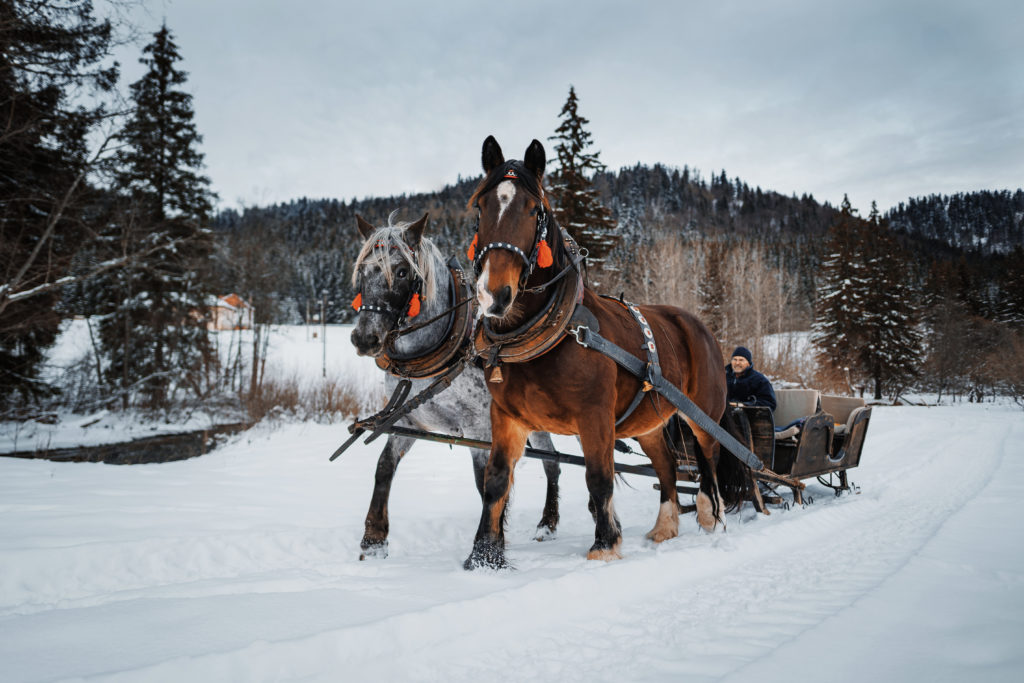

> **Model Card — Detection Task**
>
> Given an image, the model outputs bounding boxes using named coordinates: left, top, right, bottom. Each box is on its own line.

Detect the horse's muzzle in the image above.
left=350, top=327, right=383, bottom=357
left=485, top=285, right=512, bottom=318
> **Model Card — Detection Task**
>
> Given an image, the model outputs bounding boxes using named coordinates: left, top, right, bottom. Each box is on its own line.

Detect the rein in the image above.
left=385, top=292, right=471, bottom=345
left=521, top=248, right=585, bottom=295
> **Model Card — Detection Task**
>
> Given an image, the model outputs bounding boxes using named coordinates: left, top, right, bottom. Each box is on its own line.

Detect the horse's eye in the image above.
left=396, top=267, right=408, bottom=279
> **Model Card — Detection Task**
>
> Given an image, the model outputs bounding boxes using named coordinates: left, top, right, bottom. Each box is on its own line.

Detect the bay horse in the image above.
left=464, top=137, right=747, bottom=568
left=349, top=212, right=562, bottom=559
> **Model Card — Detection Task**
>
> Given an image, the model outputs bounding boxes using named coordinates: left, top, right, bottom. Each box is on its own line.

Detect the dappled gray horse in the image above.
left=349, top=212, right=561, bottom=559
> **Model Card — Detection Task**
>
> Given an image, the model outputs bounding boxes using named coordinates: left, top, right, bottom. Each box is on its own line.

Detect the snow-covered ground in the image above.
left=2, top=325, right=1023, bottom=682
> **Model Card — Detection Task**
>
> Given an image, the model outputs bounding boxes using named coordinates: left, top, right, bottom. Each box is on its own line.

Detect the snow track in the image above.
left=2, top=405, right=1022, bottom=682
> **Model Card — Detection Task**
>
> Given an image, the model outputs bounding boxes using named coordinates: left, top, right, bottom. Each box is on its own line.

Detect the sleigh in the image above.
left=663, top=389, right=872, bottom=509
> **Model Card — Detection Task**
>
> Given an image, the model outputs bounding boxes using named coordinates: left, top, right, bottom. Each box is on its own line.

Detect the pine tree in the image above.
left=812, top=195, right=869, bottom=390
left=0, top=0, right=118, bottom=405
left=999, top=246, right=1024, bottom=328
left=97, top=24, right=216, bottom=410
left=858, top=202, right=923, bottom=399
left=699, top=239, right=728, bottom=342
left=548, top=86, right=618, bottom=281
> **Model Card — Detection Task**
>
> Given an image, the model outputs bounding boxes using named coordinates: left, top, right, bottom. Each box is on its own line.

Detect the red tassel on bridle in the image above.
left=407, top=292, right=421, bottom=317
left=537, top=239, right=553, bottom=268
left=351, top=293, right=362, bottom=310
left=467, top=233, right=478, bottom=261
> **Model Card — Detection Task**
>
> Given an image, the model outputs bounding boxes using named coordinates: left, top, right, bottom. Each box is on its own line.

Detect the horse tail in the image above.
left=714, top=407, right=756, bottom=512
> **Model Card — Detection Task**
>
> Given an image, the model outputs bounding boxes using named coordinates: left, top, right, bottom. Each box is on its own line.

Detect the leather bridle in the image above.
left=469, top=162, right=556, bottom=292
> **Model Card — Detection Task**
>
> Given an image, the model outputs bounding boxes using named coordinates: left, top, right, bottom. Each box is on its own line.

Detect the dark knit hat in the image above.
left=731, top=346, right=752, bottom=363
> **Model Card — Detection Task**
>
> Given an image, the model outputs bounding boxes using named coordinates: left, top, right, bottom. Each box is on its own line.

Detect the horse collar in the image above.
left=375, top=259, right=475, bottom=379
left=474, top=230, right=584, bottom=380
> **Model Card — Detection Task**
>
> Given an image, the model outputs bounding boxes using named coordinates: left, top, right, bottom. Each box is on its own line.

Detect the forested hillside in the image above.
left=887, top=190, right=1024, bottom=254
left=210, top=165, right=846, bottom=324
left=210, top=166, right=1020, bottom=331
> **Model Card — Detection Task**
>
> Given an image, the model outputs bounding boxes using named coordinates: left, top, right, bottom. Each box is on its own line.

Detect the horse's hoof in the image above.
left=463, top=542, right=509, bottom=570
left=696, top=492, right=726, bottom=533
left=359, top=539, right=388, bottom=560
left=645, top=527, right=678, bottom=543
left=534, top=524, right=557, bottom=541
left=646, top=500, right=679, bottom=543
left=586, top=542, right=623, bottom=561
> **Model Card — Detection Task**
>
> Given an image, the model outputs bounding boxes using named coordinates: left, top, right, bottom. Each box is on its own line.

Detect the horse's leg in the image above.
left=579, top=420, right=623, bottom=561
left=470, top=447, right=488, bottom=497
left=692, top=426, right=727, bottom=532
left=636, top=430, right=680, bottom=543
left=527, top=431, right=560, bottom=540
left=464, top=408, right=529, bottom=570
left=360, top=433, right=415, bottom=560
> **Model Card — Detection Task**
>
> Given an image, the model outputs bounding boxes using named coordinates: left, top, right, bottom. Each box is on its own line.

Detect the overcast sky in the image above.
left=117, top=0, right=1023, bottom=215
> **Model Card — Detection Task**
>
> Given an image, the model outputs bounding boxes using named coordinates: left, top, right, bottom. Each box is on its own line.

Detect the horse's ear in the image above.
left=482, top=135, right=504, bottom=173
left=406, top=213, right=428, bottom=249
left=524, top=139, right=546, bottom=180
left=356, top=215, right=375, bottom=239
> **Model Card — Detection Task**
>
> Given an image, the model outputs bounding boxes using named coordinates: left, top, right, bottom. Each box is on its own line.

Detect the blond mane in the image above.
left=352, top=211, right=445, bottom=304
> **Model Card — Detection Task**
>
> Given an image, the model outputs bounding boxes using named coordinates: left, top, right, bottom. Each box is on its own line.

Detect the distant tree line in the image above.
left=887, top=190, right=1024, bottom=255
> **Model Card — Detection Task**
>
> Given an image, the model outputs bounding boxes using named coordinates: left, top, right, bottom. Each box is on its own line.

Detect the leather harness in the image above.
left=474, top=227, right=584, bottom=380
left=374, top=256, right=475, bottom=379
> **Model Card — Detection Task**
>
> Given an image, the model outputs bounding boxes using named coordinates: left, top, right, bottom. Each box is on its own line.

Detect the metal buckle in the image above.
left=568, top=325, right=590, bottom=347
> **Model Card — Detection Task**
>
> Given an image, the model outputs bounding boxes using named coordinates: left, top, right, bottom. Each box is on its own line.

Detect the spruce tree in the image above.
left=858, top=202, right=923, bottom=399
left=548, top=86, right=618, bottom=281
left=97, top=24, right=216, bottom=410
left=998, top=246, right=1024, bottom=328
left=699, top=239, right=728, bottom=343
left=812, top=195, right=869, bottom=390
left=0, top=0, right=118, bottom=405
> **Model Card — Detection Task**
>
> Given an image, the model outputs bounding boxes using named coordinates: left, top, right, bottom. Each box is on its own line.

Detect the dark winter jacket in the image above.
left=725, top=363, right=777, bottom=410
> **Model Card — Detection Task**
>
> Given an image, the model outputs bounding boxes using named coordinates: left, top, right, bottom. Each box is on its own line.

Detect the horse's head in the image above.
left=350, top=212, right=438, bottom=357
left=469, top=136, right=553, bottom=319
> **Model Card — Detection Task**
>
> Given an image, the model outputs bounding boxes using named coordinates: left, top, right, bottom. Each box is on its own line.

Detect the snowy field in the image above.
left=2, top=324, right=1023, bottom=682
left=1, top=322, right=382, bottom=452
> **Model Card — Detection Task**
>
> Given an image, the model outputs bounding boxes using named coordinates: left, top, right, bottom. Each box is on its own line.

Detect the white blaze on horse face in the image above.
left=496, top=180, right=516, bottom=223
left=475, top=180, right=516, bottom=317
left=476, top=260, right=495, bottom=312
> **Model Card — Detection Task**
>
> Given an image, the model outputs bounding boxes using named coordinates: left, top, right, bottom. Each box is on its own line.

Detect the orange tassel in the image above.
left=467, top=234, right=478, bottom=261
left=351, top=293, right=362, bottom=310
left=407, top=292, right=421, bottom=317
left=537, top=239, right=553, bottom=268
